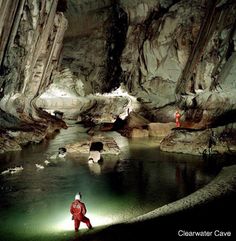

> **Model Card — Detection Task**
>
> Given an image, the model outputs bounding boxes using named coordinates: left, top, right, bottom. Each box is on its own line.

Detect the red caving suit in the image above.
left=175, top=112, right=181, bottom=127
left=70, top=199, right=92, bottom=231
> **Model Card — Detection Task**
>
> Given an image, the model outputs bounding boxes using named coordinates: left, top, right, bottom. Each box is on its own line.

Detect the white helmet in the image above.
left=75, top=193, right=81, bottom=200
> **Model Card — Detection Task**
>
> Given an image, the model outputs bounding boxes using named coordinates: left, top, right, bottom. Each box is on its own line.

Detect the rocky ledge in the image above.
left=160, top=124, right=236, bottom=155
left=65, top=135, right=121, bottom=156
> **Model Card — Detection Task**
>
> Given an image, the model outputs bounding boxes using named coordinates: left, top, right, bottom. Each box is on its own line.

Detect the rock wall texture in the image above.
left=0, top=0, right=68, bottom=152
left=60, top=0, right=236, bottom=125
left=56, top=0, right=236, bottom=154
left=1, top=0, right=236, bottom=155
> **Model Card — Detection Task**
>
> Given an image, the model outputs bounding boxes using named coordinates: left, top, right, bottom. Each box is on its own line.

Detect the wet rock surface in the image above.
left=160, top=124, right=236, bottom=155
left=66, top=135, right=121, bottom=156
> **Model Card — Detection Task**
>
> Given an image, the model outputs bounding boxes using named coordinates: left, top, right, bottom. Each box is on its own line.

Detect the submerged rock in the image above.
left=35, top=164, right=45, bottom=170
left=0, top=133, right=22, bottom=153
left=88, top=151, right=101, bottom=163
left=1, top=166, right=24, bottom=175
left=66, top=135, right=121, bottom=156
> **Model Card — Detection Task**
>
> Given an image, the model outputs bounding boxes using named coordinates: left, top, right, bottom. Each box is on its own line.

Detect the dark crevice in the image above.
left=57, top=0, right=67, bottom=12
left=142, top=5, right=169, bottom=42
left=105, top=2, right=128, bottom=92
left=225, top=39, right=234, bottom=61
left=212, top=109, right=236, bottom=127
left=225, top=17, right=236, bottom=61
left=0, top=0, right=22, bottom=69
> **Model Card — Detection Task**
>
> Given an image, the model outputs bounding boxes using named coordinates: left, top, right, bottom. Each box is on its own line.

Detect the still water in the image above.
left=0, top=123, right=222, bottom=240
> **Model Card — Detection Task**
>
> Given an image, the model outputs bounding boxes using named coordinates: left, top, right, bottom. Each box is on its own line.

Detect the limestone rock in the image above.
left=61, top=0, right=236, bottom=130
left=0, top=1, right=68, bottom=119
left=120, top=0, right=204, bottom=116
left=0, top=1, right=68, bottom=152
left=126, top=112, right=150, bottom=128
left=131, top=128, right=149, bottom=138
left=0, top=134, right=22, bottom=153
left=66, top=135, right=121, bottom=156
left=148, top=122, right=175, bottom=137
left=160, top=125, right=236, bottom=155
left=1, top=0, right=236, bottom=155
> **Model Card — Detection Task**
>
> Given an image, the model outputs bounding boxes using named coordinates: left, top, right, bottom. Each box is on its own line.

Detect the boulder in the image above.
left=66, top=135, right=120, bottom=156
left=148, top=122, right=175, bottom=137
left=88, top=151, right=101, bottom=163
left=160, top=125, right=236, bottom=155
left=126, top=111, right=150, bottom=128
left=131, top=128, right=149, bottom=138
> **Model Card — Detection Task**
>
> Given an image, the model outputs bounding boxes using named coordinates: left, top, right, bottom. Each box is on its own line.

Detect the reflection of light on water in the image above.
left=54, top=213, right=115, bottom=231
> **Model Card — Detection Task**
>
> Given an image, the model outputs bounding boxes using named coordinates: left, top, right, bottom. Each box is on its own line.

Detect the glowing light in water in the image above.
left=54, top=213, right=115, bottom=231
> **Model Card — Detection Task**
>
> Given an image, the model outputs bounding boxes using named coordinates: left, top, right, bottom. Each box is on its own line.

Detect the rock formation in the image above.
left=1, top=0, right=236, bottom=155
left=0, top=0, right=68, bottom=152
left=58, top=0, right=236, bottom=155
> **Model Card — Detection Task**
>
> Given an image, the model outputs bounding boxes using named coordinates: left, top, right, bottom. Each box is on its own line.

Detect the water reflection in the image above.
left=0, top=124, right=224, bottom=241
left=88, top=162, right=102, bottom=175
left=176, top=163, right=197, bottom=195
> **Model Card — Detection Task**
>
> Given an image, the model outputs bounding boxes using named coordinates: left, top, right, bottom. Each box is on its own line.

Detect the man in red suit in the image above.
left=175, top=110, right=181, bottom=127
left=70, top=192, right=92, bottom=232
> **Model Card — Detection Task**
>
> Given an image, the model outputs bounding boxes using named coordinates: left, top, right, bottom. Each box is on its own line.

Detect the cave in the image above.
left=0, top=0, right=236, bottom=240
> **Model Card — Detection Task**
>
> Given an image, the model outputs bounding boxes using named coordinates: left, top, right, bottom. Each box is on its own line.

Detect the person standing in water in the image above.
left=70, top=192, right=92, bottom=232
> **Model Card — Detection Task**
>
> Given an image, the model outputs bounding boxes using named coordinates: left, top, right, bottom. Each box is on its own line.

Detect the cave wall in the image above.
left=61, top=0, right=236, bottom=128
left=0, top=0, right=67, bottom=122
left=0, top=0, right=68, bottom=152
left=120, top=0, right=236, bottom=126
left=62, top=0, right=113, bottom=93
left=1, top=0, right=236, bottom=154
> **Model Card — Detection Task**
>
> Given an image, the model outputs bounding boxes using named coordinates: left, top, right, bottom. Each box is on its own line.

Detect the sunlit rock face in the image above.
left=0, top=0, right=68, bottom=151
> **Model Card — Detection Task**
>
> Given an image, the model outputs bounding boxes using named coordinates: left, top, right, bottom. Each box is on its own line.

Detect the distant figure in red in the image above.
left=175, top=110, right=181, bottom=127
left=70, top=192, right=92, bottom=232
